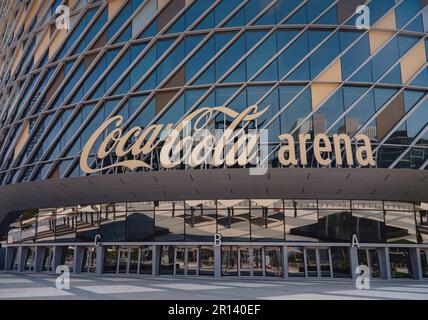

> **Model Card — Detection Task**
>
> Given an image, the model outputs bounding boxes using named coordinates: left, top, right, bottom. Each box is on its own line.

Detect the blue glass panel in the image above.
left=309, top=32, right=340, bottom=79
left=279, top=85, right=309, bottom=133
left=343, top=86, right=369, bottom=110
left=315, top=5, right=337, bottom=24
left=186, top=36, right=215, bottom=84
left=246, top=32, right=277, bottom=80
left=410, top=67, right=428, bottom=87
left=107, top=1, right=132, bottom=40
left=185, top=89, right=208, bottom=111
left=404, top=90, right=425, bottom=112
left=374, top=88, right=397, bottom=111
left=307, top=0, right=334, bottom=22
left=395, top=0, right=420, bottom=29
left=342, top=34, right=371, bottom=81
left=367, top=0, right=395, bottom=26
left=129, top=96, right=155, bottom=128
left=258, top=87, right=281, bottom=142
left=398, top=35, right=419, bottom=57
left=380, top=65, right=402, bottom=85
left=371, top=37, right=400, bottom=82
left=314, top=90, right=344, bottom=134
left=345, top=90, right=376, bottom=135
left=278, top=33, right=308, bottom=79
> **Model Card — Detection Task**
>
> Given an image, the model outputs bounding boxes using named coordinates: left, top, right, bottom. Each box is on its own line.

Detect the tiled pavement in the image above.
left=0, top=272, right=427, bottom=300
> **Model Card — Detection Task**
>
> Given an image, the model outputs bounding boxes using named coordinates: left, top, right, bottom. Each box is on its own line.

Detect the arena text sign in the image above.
left=80, top=105, right=375, bottom=174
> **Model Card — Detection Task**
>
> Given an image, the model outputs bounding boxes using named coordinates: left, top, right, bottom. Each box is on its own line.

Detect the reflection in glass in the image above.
left=239, top=247, right=250, bottom=276
left=420, top=249, right=428, bottom=278
left=155, top=202, right=185, bottom=241
left=285, top=200, right=319, bottom=242
left=24, top=247, right=35, bottom=271
left=103, top=246, right=118, bottom=274
left=159, top=245, right=174, bottom=275
left=331, top=247, right=351, bottom=278
left=265, top=247, right=283, bottom=277
left=82, top=247, right=96, bottom=273
left=55, top=208, right=77, bottom=242
left=318, top=210, right=352, bottom=242
left=252, top=247, right=264, bottom=276
left=187, top=247, right=198, bottom=276
left=319, top=248, right=331, bottom=277
left=139, top=246, right=152, bottom=275
left=36, top=209, right=55, bottom=243
left=415, top=205, right=428, bottom=244
left=185, top=201, right=217, bottom=241
left=251, top=200, right=284, bottom=242
left=288, top=247, right=305, bottom=277
left=100, top=204, right=126, bottom=242
left=60, top=246, right=75, bottom=273
left=217, top=200, right=250, bottom=242
left=126, top=202, right=154, bottom=241
left=175, top=247, right=185, bottom=275
left=352, top=209, right=385, bottom=243
left=306, top=248, right=318, bottom=277
left=221, top=246, right=238, bottom=276
left=129, top=247, right=140, bottom=274
left=42, top=247, right=54, bottom=272
left=76, top=205, right=100, bottom=242
left=368, top=249, right=380, bottom=278
left=117, top=247, right=129, bottom=273
left=199, top=246, right=214, bottom=276
left=389, top=247, right=414, bottom=279
left=21, top=212, right=37, bottom=243
left=385, top=210, right=417, bottom=244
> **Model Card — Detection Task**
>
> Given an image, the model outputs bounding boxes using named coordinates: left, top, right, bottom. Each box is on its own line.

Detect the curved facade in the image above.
left=1, top=0, right=428, bottom=279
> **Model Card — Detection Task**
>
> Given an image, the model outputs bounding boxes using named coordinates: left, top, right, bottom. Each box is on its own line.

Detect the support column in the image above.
left=18, top=247, right=27, bottom=272
left=4, top=247, right=15, bottom=271
left=411, top=248, right=422, bottom=280
left=152, top=245, right=160, bottom=276
left=74, top=246, right=84, bottom=274
left=349, top=247, right=358, bottom=280
left=214, top=245, right=221, bottom=279
left=283, top=245, right=288, bottom=280
left=95, top=246, right=104, bottom=275
left=34, top=247, right=45, bottom=272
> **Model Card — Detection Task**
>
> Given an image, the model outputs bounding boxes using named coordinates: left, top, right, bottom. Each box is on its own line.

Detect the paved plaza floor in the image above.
left=0, top=272, right=427, bottom=300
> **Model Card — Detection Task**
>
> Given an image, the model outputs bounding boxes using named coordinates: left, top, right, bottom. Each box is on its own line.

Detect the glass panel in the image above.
left=217, top=200, right=251, bottom=242
left=331, top=247, right=351, bottom=278
left=82, top=247, right=96, bottom=273
left=100, top=204, right=127, bottom=242
left=238, top=247, right=251, bottom=276
left=126, top=202, right=155, bottom=241
left=306, top=248, right=318, bottom=277
left=287, top=247, right=305, bottom=277
left=318, top=209, right=352, bottom=242
left=250, top=200, right=285, bottom=242
left=175, top=247, right=185, bottom=275
left=155, top=202, right=185, bottom=241
left=420, top=249, right=428, bottom=278
left=252, top=247, right=264, bottom=276
left=357, top=249, right=368, bottom=266
left=352, top=208, right=385, bottom=243
left=139, top=246, right=153, bottom=275
left=319, top=248, right=331, bottom=277
left=284, top=200, right=319, bottom=242
left=385, top=210, right=417, bottom=244
left=187, top=247, right=198, bottom=276
left=368, top=249, right=380, bottom=278
left=416, top=205, right=428, bottom=244
left=159, top=245, right=174, bottom=275
left=24, top=248, right=35, bottom=271
left=129, top=247, right=140, bottom=274
left=221, top=246, right=238, bottom=276
left=118, top=247, right=129, bottom=273
left=389, top=247, right=414, bottom=279
left=199, top=246, right=214, bottom=276
left=185, top=201, right=217, bottom=241
left=62, top=246, right=75, bottom=273
left=265, top=246, right=283, bottom=277
left=103, top=246, right=118, bottom=274
left=76, top=205, right=101, bottom=242
left=42, top=247, right=54, bottom=272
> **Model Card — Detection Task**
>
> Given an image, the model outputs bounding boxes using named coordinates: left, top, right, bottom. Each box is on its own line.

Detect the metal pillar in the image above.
left=214, top=245, right=221, bottom=278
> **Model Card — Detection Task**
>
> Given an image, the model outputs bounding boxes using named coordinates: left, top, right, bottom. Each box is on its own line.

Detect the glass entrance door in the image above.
left=82, top=247, right=96, bottom=273
left=42, top=247, right=54, bottom=272
left=305, top=248, right=318, bottom=277
left=129, top=247, right=140, bottom=274
left=187, top=247, right=198, bottom=276
left=174, top=247, right=185, bottom=275
left=238, top=247, right=251, bottom=276
left=319, top=248, right=332, bottom=278
left=252, top=247, right=264, bottom=276
left=117, top=247, right=130, bottom=273
left=357, top=248, right=381, bottom=278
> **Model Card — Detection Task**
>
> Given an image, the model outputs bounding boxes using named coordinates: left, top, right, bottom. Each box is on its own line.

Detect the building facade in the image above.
left=1, top=0, right=428, bottom=280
